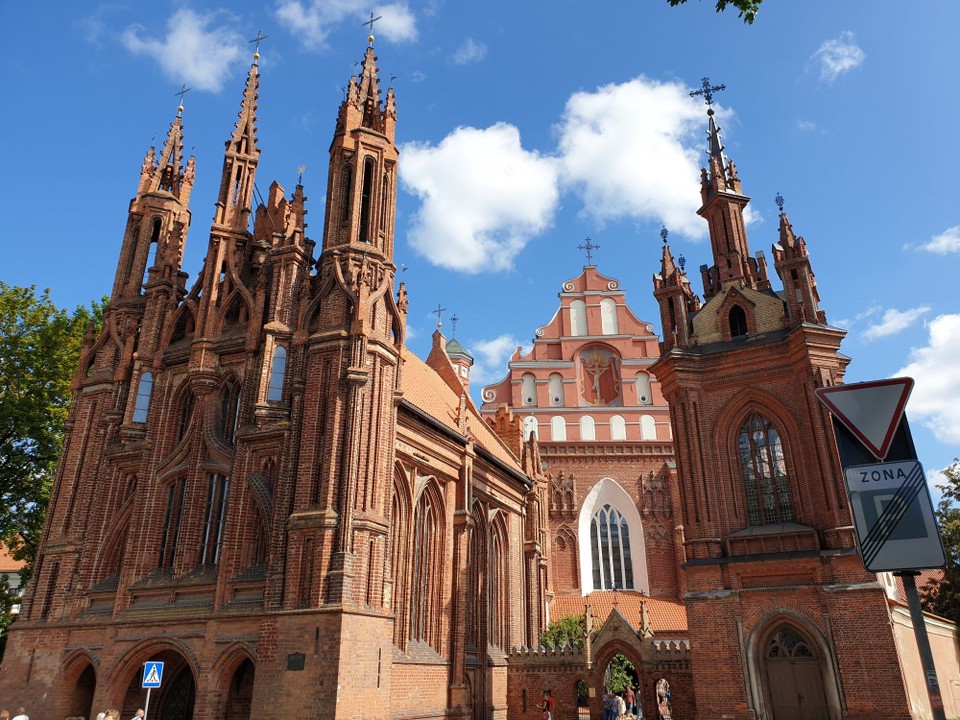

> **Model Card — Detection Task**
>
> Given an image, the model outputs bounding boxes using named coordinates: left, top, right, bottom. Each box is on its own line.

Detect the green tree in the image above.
left=0, top=283, right=103, bottom=638
left=921, top=459, right=960, bottom=625
left=606, top=653, right=637, bottom=693
left=667, top=0, right=763, bottom=24
left=540, top=612, right=590, bottom=647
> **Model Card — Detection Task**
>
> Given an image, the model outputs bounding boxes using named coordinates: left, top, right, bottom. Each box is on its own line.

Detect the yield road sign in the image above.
left=142, top=661, right=164, bottom=689
left=815, top=378, right=913, bottom=460
left=844, top=460, right=945, bottom=572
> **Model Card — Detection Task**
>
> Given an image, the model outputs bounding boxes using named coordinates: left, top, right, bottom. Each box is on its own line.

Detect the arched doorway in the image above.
left=66, top=662, right=97, bottom=718
left=120, top=649, right=196, bottom=719
left=763, top=626, right=829, bottom=720
left=225, top=658, right=255, bottom=720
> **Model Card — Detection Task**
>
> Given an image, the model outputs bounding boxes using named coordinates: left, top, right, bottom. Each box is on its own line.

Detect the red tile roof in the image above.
left=550, top=591, right=688, bottom=634
left=400, top=347, right=522, bottom=470
left=0, top=544, right=24, bottom=573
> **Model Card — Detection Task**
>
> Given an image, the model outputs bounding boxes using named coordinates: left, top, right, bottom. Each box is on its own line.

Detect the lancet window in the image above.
left=590, top=503, right=634, bottom=590
left=738, top=413, right=793, bottom=525
left=132, top=372, right=153, bottom=423
left=267, top=346, right=287, bottom=402
left=198, top=474, right=230, bottom=566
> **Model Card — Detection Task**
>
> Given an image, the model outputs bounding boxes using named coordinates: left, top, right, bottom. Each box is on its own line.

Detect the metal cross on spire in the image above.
left=363, top=12, right=383, bottom=44
left=689, top=77, right=726, bottom=114
left=174, top=84, right=191, bottom=116
left=577, top=237, right=599, bottom=265
left=432, top=303, right=448, bottom=328
left=249, top=30, right=269, bottom=59
left=450, top=314, right=459, bottom=338
left=297, top=165, right=307, bottom=185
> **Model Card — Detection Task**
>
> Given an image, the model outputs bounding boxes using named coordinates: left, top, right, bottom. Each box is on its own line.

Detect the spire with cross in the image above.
left=689, top=76, right=726, bottom=116
left=432, top=303, right=447, bottom=329
left=363, top=12, right=382, bottom=45
left=577, top=237, right=599, bottom=266
left=249, top=30, right=268, bottom=64
left=450, top=314, right=459, bottom=338
left=174, top=84, right=191, bottom=116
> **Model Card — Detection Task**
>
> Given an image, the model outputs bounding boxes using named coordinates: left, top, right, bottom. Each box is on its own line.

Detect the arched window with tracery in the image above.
left=738, top=413, right=793, bottom=525
left=410, top=484, right=442, bottom=649
left=488, top=520, right=509, bottom=649
left=590, top=504, right=634, bottom=590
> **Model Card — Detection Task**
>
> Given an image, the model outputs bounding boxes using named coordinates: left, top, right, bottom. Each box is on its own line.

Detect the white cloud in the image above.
left=276, top=1, right=417, bottom=49
left=556, top=76, right=709, bottom=238
left=470, top=334, right=531, bottom=388
left=454, top=38, right=487, bottom=65
left=121, top=9, right=244, bottom=93
left=862, top=306, right=930, bottom=341
left=400, top=123, right=560, bottom=272
left=811, top=31, right=865, bottom=83
left=833, top=304, right=880, bottom=331
left=916, top=225, right=960, bottom=254
left=896, top=314, right=960, bottom=444
left=796, top=119, right=822, bottom=133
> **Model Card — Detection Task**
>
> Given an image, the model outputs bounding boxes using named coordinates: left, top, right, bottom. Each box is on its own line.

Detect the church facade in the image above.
left=0, top=41, right=549, bottom=720
left=2, top=35, right=959, bottom=720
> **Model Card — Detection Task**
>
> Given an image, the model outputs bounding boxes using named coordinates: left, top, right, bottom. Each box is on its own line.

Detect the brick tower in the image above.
left=649, top=101, right=914, bottom=718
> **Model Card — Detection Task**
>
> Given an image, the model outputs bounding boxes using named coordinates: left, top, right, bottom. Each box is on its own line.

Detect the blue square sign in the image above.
left=142, top=661, right=164, bottom=688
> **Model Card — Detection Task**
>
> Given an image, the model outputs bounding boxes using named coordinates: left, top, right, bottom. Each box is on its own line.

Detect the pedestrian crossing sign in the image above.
left=142, top=661, right=164, bottom=688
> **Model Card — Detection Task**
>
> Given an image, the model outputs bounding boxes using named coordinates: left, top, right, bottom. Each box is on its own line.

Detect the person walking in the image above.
left=128, top=711, right=145, bottom=720
left=541, top=690, right=555, bottom=720
left=11, top=708, right=28, bottom=720
left=624, top=685, right=635, bottom=716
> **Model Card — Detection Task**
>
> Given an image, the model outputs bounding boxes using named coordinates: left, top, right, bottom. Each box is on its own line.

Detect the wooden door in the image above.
left=765, top=628, right=829, bottom=720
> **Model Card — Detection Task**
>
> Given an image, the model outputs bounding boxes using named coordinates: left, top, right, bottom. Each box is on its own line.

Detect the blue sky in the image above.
left=3, top=2, right=958, bottom=484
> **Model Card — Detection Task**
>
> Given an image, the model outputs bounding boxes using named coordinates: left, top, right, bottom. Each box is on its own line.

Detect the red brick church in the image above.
left=1, top=37, right=957, bottom=720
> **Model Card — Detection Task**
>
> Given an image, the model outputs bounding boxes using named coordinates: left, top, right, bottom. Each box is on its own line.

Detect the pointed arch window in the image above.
left=198, top=474, right=230, bottom=566
left=132, top=372, right=153, bottom=423
left=159, top=478, right=187, bottom=569
left=738, top=414, right=793, bottom=525
left=359, top=157, right=375, bottom=243
left=489, top=523, right=509, bottom=649
left=267, top=345, right=287, bottom=402
left=410, top=488, right=441, bottom=647
left=729, top=305, right=748, bottom=338
left=219, top=380, right=242, bottom=445
left=590, top=504, right=634, bottom=590
left=340, top=166, right=353, bottom=224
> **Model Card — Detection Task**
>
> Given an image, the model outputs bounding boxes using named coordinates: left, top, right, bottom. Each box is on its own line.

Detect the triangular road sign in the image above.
left=815, top=378, right=913, bottom=460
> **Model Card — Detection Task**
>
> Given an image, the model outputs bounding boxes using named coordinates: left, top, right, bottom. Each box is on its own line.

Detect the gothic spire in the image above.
left=337, top=36, right=396, bottom=138
left=212, top=54, right=261, bottom=230
left=138, top=105, right=195, bottom=201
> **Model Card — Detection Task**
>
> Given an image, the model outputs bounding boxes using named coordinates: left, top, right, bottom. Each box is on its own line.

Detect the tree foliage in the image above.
left=920, top=459, right=960, bottom=625
left=667, top=0, right=763, bottom=24
left=540, top=612, right=590, bottom=647
left=606, top=653, right=637, bottom=693
left=0, top=283, right=104, bottom=631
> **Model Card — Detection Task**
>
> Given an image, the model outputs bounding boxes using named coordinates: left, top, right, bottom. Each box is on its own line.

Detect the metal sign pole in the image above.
left=896, top=571, right=945, bottom=720
left=143, top=687, right=152, bottom=720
